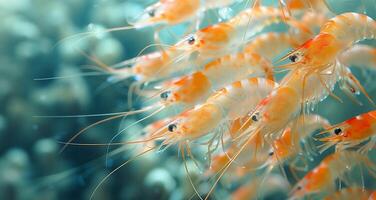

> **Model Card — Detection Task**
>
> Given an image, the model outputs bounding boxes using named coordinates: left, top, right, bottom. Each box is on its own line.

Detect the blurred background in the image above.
left=0, top=0, right=375, bottom=199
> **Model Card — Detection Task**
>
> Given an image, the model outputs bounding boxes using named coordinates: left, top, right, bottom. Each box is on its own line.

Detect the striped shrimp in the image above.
left=323, top=187, right=374, bottom=200
left=157, top=50, right=275, bottom=106
left=163, top=77, right=278, bottom=145
left=133, top=0, right=237, bottom=28
left=174, top=6, right=289, bottom=60
left=276, top=13, right=376, bottom=105
left=227, top=115, right=330, bottom=187
left=86, top=77, right=278, bottom=199
left=279, top=12, right=376, bottom=74
left=289, top=151, right=376, bottom=200
left=318, top=110, right=376, bottom=154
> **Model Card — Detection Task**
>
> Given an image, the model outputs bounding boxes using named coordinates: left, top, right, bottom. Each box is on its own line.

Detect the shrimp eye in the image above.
left=160, top=91, right=171, bottom=100
left=187, top=36, right=195, bottom=45
left=268, top=151, right=274, bottom=156
left=297, top=186, right=302, bottom=190
left=168, top=124, right=177, bottom=132
left=147, top=9, right=155, bottom=17
left=251, top=112, right=260, bottom=122
left=334, top=128, right=342, bottom=135
left=289, top=54, right=298, bottom=62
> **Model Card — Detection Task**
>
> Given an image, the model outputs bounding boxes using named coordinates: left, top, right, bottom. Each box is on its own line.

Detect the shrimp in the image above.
left=289, top=151, right=376, bottom=200
left=323, top=187, right=374, bottom=200
left=164, top=77, right=278, bottom=143
left=174, top=6, right=288, bottom=60
left=280, top=13, right=376, bottom=74
left=133, top=0, right=201, bottom=28
left=133, top=0, right=237, bottom=28
left=277, top=13, right=375, bottom=105
left=268, top=114, right=330, bottom=165
left=154, top=52, right=275, bottom=113
left=318, top=110, right=376, bottom=154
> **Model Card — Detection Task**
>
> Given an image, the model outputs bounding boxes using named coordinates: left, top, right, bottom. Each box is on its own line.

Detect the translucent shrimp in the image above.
left=164, top=77, right=279, bottom=144
left=268, top=114, right=330, bottom=166
left=286, top=0, right=333, bottom=16
left=156, top=50, right=275, bottom=108
left=174, top=6, right=288, bottom=60
left=237, top=63, right=341, bottom=146
left=96, top=47, right=193, bottom=84
left=323, top=187, right=374, bottom=200
left=318, top=110, right=376, bottom=154
left=133, top=0, right=237, bottom=28
left=279, top=13, right=376, bottom=74
left=289, top=151, right=376, bottom=200
left=133, top=0, right=201, bottom=28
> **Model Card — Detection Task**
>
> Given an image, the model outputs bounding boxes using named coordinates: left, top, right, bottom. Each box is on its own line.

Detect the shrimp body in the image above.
left=291, top=151, right=374, bottom=199
left=160, top=51, right=274, bottom=108
left=281, top=13, right=375, bottom=74
left=244, top=32, right=297, bottom=61
left=167, top=78, right=278, bottom=141
left=319, top=110, right=376, bottom=153
left=175, top=6, right=287, bottom=59
left=270, top=115, right=330, bottom=164
left=245, top=86, right=301, bottom=141
left=321, top=13, right=376, bottom=47
left=134, top=0, right=200, bottom=28
left=290, top=151, right=374, bottom=199
left=135, top=0, right=238, bottom=28
left=111, top=48, right=193, bottom=83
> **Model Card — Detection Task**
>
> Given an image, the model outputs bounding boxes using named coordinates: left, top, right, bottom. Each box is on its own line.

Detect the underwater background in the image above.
left=0, top=0, right=376, bottom=200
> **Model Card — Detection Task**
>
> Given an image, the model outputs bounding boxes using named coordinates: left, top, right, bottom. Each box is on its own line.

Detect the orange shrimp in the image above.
left=280, top=13, right=376, bottom=74
left=174, top=6, right=288, bottom=59
left=133, top=0, right=237, bottom=28
left=289, top=151, right=376, bottom=200
left=323, top=187, right=374, bottom=200
left=318, top=110, right=376, bottom=154
left=133, top=0, right=201, bottom=28
left=165, top=78, right=278, bottom=143
left=159, top=50, right=275, bottom=106
left=269, top=114, right=330, bottom=165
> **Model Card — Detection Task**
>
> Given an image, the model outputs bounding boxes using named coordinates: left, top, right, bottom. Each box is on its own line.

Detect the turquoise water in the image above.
left=0, top=0, right=375, bottom=199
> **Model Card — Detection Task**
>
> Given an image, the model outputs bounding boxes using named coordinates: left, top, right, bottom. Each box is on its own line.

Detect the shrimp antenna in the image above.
left=89, top=146, right=157, bottom=200
left=53, top=25, right=137, bottom=50
left=58, top=105, right=157, bottom=153
left=105, top=105, right=166, bottom=166
left=180, top=143, right=204, bottom=200
left=204, top=132, right=257, bottom=200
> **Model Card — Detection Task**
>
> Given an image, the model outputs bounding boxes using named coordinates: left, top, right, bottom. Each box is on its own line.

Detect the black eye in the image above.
left=289, top=54, right=298, bottom=62
left=268, top=151, right=274, bottom=156
left=168, top=124, right=177, bottom=132
left=160, top=91, right=170, bottom=100
left=187, top=36, right=195, bottom=45
left=251, top=112, right=259, bottom=122
left=334, top=128, right=342, bottom=135
left=147, top=9, right=155, bottom=17
left=297, top=186, right=302, bottom=190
